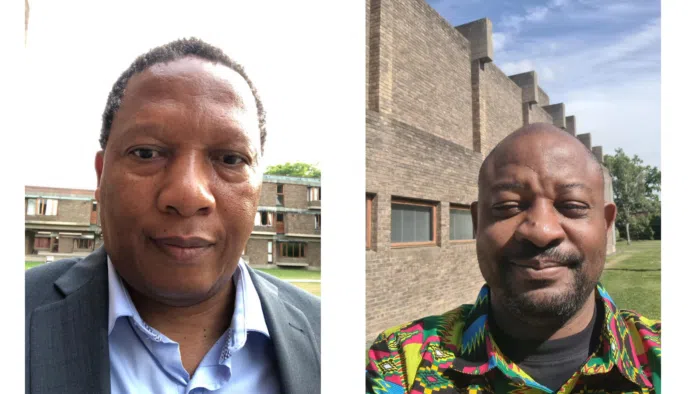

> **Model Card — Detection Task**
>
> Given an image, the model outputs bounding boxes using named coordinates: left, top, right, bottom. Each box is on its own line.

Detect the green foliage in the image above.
left=604, top=149, right=661, bottom=241
left=264, top=162, right=321, bottom=178
left=627, top=215, right=655, bottom=240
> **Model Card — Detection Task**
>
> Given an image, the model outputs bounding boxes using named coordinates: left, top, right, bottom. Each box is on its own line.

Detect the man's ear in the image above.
left=604, top=202, right=617, bottom=232
left=94, top=151, right=104, bottom=202
left=470, top=201, right=478, bottom=235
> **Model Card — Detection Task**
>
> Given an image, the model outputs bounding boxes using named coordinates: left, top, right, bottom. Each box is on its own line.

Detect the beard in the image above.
left=488, top=241, right=599, bottom=325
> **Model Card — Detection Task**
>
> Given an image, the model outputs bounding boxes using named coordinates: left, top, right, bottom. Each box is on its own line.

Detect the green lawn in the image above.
left=256, top=267, right=321, bottom=281
left=25, top=261, right=43, bottom=270
left=600, top=240, right=660, bottom=320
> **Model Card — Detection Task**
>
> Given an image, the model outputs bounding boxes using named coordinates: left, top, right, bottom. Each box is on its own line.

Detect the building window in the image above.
left=75, top=239, right=93, bottom=249
left=279, top=242, right=305, bottom=258
left=26, top=199, right=36, bottom=215
left=276, top=184, right=284, bottom=206
left=92, top=202, right=98, bottom=212
left=450, top=205, right=474, bottom=241
left=366, top=194, right=374, bottom=249
left=34, top=237, right=50, bottom=249
left=267, top=241, right=273, bottom=264
left=255, top=211, right=274, bottom=227
left=314, top=214, right=321, bottom=230
left=391, top=199, right=436, bottom=246
left=308, top=187, right=321, bottom=201
left=27, top=198, right=58, bottom=216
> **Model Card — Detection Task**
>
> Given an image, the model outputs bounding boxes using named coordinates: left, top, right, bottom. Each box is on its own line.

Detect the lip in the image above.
left=150, top=236, right=215, bottom=261
left=509, top=259, right=569, bottom=280
left=511, top=259, right=567, bottom=270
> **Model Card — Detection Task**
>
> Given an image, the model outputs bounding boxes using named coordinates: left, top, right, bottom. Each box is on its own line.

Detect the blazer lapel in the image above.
left=28, top=249, right=111, bottom=394
left=250, top=271, right=321, bottom=394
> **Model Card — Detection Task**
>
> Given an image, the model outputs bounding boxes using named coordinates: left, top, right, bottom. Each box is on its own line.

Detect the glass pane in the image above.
left=391, top=206, right=402, bottom=243
left=415, top=207, right=430, bottom=242
left=392, top=203, right=433, bottom=243
left=450, top=209, right=473, bottom=240
left=27, top=199, right=36, bottom=215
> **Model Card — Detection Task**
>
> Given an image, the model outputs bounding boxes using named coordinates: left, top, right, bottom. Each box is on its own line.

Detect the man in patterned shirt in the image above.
left=366, top=123, right=660, bottom=393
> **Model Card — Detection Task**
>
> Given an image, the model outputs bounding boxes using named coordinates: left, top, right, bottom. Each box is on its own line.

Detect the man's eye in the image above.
left=217, top=153, right=247, bottom=166
left=558, top=203, right=589, bottom=215
left=492, top=203, right=523, bottom=216
left=130, top=148, right=161, bottom=160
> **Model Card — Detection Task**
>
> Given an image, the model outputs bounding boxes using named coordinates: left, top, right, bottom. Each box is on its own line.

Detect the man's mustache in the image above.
left=501, top=242, right=584, bottom=266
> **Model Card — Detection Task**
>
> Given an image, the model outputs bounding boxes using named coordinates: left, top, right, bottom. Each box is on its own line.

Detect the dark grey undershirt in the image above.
left=489, top=302, right=603, bottom=391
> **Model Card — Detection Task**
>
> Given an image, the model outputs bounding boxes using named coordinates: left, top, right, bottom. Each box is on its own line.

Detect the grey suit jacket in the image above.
left=25, top=247, right=321, bottom=394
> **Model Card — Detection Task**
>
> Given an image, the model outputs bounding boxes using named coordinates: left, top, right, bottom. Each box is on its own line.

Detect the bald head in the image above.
left=479, top=123, right=604, bottom=196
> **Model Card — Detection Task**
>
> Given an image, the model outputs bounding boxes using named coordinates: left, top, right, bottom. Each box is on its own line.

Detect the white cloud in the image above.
left=540, top=66, right=555, bottom=82
left=500, top=59, right=536, bottom=76
left=498, top=0, right=568, bottom=32
left=492, top=32, right=507, bottom=52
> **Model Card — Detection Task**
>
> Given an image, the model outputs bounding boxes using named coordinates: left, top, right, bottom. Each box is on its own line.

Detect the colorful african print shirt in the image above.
left=366, top=284, right=661, bottom=394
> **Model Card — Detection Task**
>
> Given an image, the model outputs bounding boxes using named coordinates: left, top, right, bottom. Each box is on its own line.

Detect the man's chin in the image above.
left=503, top=286, right=581, bottom=320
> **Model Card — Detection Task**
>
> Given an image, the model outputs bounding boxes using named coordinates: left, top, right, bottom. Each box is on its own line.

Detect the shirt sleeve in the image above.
left=365, top=332, right=407, bottom=394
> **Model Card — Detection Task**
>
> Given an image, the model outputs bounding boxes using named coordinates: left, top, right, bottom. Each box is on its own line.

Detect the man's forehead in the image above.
left=125, top=57, right=256, bottom=110
left=481, top=127, right=602, bottom=189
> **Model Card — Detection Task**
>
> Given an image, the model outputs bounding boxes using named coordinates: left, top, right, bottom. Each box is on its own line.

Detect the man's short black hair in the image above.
left=100, top=37, right=267, bottom=154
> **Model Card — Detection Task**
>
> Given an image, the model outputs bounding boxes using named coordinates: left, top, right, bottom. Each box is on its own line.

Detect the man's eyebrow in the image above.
left=556, top=183, right=592, bottom=192
left=490, top=182, right=526, bottom=193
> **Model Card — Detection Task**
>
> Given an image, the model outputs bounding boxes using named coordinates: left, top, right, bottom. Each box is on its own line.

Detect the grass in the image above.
left=600, top=240, right=660, bottom=320
left=257, top=267, right=321, bottom=297
left=256, top=267, right=321, bottom=281
left=25, top=261, right=43, bottom=270
left=292, top=282, right=321, bottom=297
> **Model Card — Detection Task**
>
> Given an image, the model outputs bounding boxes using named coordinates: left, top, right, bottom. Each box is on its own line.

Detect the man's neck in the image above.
left=489, top=292, right=597, bottom=342
left=127, top=280, right=236, bottom=375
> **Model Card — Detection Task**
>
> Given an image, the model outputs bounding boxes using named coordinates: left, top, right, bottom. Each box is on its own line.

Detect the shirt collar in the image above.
left=107, top=257, right=270, bottom=341
left=446, top=283, right=653, bottom=390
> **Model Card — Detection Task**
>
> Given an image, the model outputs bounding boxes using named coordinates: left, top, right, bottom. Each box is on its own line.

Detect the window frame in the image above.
left=307, top=186, right=321, bottom=201
left=390, top=198, right=437, bottom=248
left=449, top=204, right=475, bottom=243
left=279, top=242, right=306, bottom=259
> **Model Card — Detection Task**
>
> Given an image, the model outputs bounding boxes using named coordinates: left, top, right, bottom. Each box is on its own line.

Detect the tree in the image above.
left=265, top=162, right=321, bottom=178
left=604, top=149, right=661, bottom=244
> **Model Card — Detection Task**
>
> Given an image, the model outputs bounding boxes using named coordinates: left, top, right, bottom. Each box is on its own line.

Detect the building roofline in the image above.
left=262, top=175, right=321, bottom=186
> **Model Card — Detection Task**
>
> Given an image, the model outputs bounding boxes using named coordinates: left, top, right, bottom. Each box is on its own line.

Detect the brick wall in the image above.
left=246, top=237, right=271, bottom=266
left=306, top=241, right=321, bottom=269
left=25, top=199, right=92, bottom=224
left=528, top=104, right=554, bottom=124
left=280, top=184, right=308, bottom=210
left=480, top=62, right=525, bottom=156
left=366, top=111, right=485, bottom=340
left=370, top=0, right=474, bottom=148
left=286, top=213, right=319, bottom=235
left=259, top=183, right=278, bottom=206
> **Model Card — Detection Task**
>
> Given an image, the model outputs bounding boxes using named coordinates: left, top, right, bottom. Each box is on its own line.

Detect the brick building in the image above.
left=24, top=186, right=102, bottom=258
left=245, top=175, right=322, bottom=270
left=25, top=175, right=321, bottom=269
left=366, top=0, right=615, bottom=341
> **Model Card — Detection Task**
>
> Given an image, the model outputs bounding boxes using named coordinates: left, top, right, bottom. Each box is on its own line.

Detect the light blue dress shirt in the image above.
left=107, top=257, right=281, bottom=394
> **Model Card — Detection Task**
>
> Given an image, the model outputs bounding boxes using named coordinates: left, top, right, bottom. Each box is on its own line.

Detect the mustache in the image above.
left=501, top=242, right=584, bottom=266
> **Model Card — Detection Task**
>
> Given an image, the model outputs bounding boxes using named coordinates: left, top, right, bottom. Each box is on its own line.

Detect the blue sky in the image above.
left=427, top=0, right=660, bottom=169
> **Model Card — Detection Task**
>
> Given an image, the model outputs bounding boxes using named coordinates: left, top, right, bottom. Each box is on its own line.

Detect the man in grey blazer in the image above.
left=25, top=38, right=320, bottom=394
